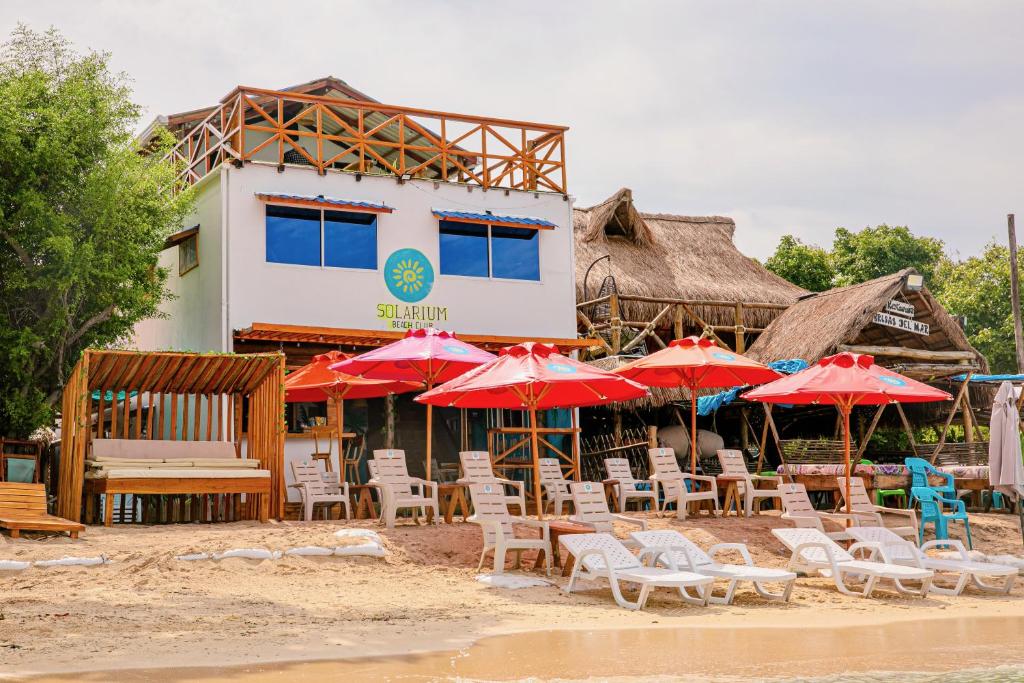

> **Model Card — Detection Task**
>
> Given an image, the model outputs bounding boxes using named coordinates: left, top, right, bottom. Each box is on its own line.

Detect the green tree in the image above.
left=935, top=242, right=1022, bottom=374
left=831, top=224, right=946, bottom=287
left=764, top=235, right=835, bottom=292
left=0, top=26, right=192, bottom=437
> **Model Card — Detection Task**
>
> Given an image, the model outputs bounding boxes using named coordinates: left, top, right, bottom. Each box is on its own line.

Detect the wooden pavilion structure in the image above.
left=57, top=350, right=286, bottom=523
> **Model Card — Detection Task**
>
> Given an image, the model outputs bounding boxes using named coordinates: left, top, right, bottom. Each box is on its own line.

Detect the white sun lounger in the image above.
left=772, top=527, right=933, bottom=597
left=561, top=532, right=713, bottom=610
left=631, top=529, right=795, bottom=604
left=468, top=483, right=551, bottom=576
left=568, top=481, right=646, bottom=544
left=835, top=477, right=918, bottom=540
left=846, top=526, right=1017, bottom=596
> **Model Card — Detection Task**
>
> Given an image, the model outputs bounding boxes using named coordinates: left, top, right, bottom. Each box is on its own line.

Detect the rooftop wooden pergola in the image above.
left=57, top=350, right=286, bottom=523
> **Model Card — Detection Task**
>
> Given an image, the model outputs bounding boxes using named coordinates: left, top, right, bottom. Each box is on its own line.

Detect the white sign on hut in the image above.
left=884, top=299, right=915, bottom=318
left=873, top=311, right=930, bottom=336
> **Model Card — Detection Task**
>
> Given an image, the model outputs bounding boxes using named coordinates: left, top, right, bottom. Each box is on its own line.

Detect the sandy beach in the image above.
left=2, top=511, right=1023, bottom=680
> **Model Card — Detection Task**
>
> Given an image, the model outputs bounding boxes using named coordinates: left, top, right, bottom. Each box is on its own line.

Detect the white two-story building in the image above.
left=135, top=77, right=585, bottom=488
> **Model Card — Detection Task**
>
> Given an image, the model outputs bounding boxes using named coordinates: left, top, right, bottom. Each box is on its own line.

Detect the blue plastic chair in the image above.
left=912, top=486, right=972, bottom=549
left=904, top=457, right=955, bottom=503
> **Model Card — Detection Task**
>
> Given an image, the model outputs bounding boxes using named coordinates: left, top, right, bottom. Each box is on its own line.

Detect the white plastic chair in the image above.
left=561, top=532, right=713, bottom=610
left=647, top=447, right=720, bottom=520
left=370, top=449, right=439, bottom=528
left=538, top=458, right=572, bottom=515
left=835, top=477, right=918, bottom=540
left=716, top=449, right=781, bottom=517
left=631, top=529, right=795, bottom=604
left=778, top=482, right=875, bottom=541
left=568, top=481, right=646, bottom=543
left=468, top=483, right=551, bottom=576
left=846, top=526, right=1016, bottom=596
left=457, top=451, right=526, bottom=514
left=772, top=527, right=933, bottom=597
left=290, top=460, right=350, bottom=521
left=603, top=458, right=657, bottom=512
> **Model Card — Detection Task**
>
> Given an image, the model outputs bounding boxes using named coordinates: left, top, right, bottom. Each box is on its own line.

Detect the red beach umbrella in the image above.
left=613, top=336, right=783, bottom=474
left=330, top=329, right=496, bottom=479
left=743, top=351, right=951, bottom=516
left=285, top=351, right=418, bottom=461
left=417, top=342, right=649, bottom=516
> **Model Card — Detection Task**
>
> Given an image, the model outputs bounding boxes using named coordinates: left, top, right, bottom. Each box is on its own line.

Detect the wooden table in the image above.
left=602, top=479, right=620, bottom=511
left=717, top=475, right=746, bottom=517
left=349, top=484, right=377, bottom=520
left=538, top=520, right=595, bottom=575
left=437, top=483, right=470, bottom=524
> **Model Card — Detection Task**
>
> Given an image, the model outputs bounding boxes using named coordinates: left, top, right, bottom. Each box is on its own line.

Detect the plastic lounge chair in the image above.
left=568, top=481, right=646, bottom=543
left=290, top=460, right=351, bottom=521
left=647, top=447, right=720, bottom=520
left=771, top=527, right=933, bottom=597
left=468, top=483, right=551, bottom=576
left=603, top=458, right=657, bottom=512
left=371, top=449, right=439, bottom=528
left=457, top=451, right=526, bottom=514
left=538, top=458, right=572, bottom=515
left=835, top=476, right=917, bottom=540
left=913, top=486, right=973, bottom=549
left=778, top=483, right=875, bottom=541
left=631, top=529, right=795, bottom=604
left=0, top=482, right=84, bottom=539
left=846, top=527, right=1015, bottom=596
left=905, top=457, right=956, bottom=502
left=561, top=532, right=713, bottom=610
left=716, top=449, right=782, bottom=517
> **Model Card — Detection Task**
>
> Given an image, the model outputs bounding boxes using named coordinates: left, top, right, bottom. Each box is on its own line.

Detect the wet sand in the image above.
left=20, top=616, right=1024, bottom=682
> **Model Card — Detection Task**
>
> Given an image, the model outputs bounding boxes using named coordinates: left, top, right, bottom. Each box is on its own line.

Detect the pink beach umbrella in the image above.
left=330, top=329, right=495, bottom=480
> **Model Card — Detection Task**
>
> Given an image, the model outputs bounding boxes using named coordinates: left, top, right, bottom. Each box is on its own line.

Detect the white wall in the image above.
left=224, top=163, right=577, bottom=339
left=133, top=171, right=226, bottom=352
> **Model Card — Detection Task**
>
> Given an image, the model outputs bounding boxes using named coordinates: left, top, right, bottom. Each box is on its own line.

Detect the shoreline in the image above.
left=12, top=612, right=1024, bottom=681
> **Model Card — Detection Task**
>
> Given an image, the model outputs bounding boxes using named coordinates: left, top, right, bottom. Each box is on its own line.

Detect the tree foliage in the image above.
left=831, top=224, right=946, bottom=287
left=0, top=26, right=192, bottom=437
left=934, top=242, right=1023, bottom=374
left=763, top=235, right=834, bottom=292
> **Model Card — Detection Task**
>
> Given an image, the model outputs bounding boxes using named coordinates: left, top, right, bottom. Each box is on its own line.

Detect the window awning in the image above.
left=431, top=209, right=556, bottom=230
left=163, top=225, right=198, bottom=250
left=256, top=193, right=394, bottom=213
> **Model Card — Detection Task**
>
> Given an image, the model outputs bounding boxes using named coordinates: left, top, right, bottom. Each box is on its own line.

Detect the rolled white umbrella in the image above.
left=988, top=381, right=1024, bottom=545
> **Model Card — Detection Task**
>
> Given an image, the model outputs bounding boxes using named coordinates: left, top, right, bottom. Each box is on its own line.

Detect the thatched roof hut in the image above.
left=746, top=268, right=987, bottom=379
left=574, top=188, right=806, bottom=331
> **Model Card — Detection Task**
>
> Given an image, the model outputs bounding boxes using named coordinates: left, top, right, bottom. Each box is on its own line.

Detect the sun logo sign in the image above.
left=384, top=248, right=434, bottom=303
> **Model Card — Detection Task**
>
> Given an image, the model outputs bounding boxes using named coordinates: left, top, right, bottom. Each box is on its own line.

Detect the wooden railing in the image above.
left=167, top=86, right=569, bottom=194
left=576, top=293, right=790, bottom=356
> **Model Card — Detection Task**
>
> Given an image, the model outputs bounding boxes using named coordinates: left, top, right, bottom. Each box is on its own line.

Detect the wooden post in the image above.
left=530, top=407, right=543, bottom=518
left=609, top=293, right=622, bottom=354
left=673, top=304, right=684, bottom=340
left=734, top=303, right=746, bottom=353
left=933, top=373, right=972, bottom=462
left=1009, top=214, right=1024, bottom=372
left=385, top=394, right=396, bottom=449
left=855, top=404, right=886, bottom=460
left=647, top=425, right=658, bottom=449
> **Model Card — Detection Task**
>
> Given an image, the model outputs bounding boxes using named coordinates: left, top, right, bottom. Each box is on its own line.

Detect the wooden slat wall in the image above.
left=243, top=355, right=286, bottom=520
left=56, top=351, right=90, bottom=520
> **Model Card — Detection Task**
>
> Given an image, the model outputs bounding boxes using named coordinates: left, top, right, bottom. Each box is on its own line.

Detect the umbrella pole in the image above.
left=335, top=397, right=345, bottom=476
left=842, top=401, right=852, bottom=525
left=530, top=406, right=543, bottom=519
left=690, top=384, right=698, bottom=475
left=426, top=401, right=433, bottom=482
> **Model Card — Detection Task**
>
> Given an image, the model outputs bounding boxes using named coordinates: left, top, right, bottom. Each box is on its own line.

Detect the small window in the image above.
left=439, top=221, right=489, bottom=277
left=266, top=205, right=321, bottom=266
left=491, top=226, right=539, bottom=281
left=324, top=210, right=377, bottom=270
left=178, top=233, right=199, bottom=276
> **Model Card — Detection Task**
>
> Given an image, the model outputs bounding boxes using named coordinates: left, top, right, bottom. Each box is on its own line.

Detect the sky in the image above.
left=4, top=1, right=1021, bottom=260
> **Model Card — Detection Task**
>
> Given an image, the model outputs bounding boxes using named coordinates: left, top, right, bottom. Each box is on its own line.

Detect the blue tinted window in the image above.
left=491, top=226, right=539, bottom=280
left=324, top=210, right=377, bottom=269
left=266, top=205, right=320, bottom=266
left=439, top=221, right=489, bottom=277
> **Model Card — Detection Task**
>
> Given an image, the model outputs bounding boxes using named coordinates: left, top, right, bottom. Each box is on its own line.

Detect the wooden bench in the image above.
left=83, top=439, right=272, bottom=526
left=0, top=482, right=84, bottom=538
left=931, top=442, right=991, bottom=495
left=778, top=439, right=871, bottom=500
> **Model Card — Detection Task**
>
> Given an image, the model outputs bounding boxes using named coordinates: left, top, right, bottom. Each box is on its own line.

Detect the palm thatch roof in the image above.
left=574, top=189, right=806, bottom=328
left=746, top=268, right=988, bottom=377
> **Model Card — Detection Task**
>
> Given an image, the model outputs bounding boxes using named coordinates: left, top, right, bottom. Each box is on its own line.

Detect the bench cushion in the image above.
left=90, top=469, right=271, bottom=479
left=90, top=439, right=236, bottom=461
